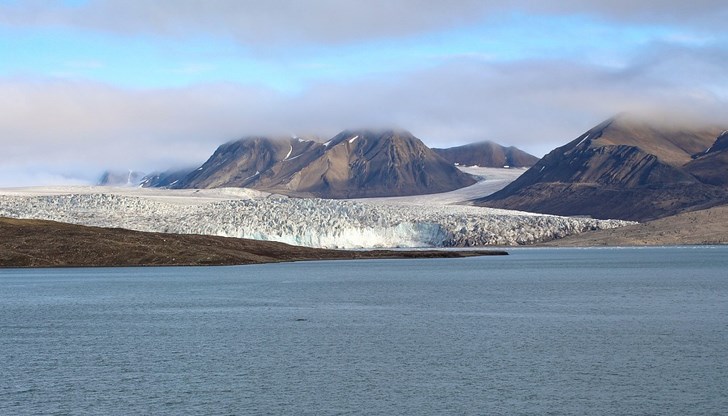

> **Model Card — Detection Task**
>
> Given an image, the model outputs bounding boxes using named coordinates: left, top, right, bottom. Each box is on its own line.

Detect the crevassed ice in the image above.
left=221, top=222, right=445, bottom=249
left=0, top=192, right=633, bottom=249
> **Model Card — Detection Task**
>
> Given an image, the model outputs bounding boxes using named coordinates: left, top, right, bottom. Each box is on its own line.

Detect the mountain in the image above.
left=475, top=115, right=728, bottom=221
left=684, top=131, right=728, bottom=186
left=97, top=170, right=146, bottom=186
left=166, top=130, right=477, bottom=198
left=170, top=135, right=322, bottom=189
left=139, top=168, right=197, bottom=188
left=432, top=141, right=539, bottom=167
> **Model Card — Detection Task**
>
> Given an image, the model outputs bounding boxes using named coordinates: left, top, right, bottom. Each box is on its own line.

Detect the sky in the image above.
left=1, top=0, right=727, bottom=186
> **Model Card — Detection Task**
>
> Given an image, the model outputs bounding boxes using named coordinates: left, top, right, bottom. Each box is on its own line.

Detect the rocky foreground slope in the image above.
left=0, top=189, right=631, bottom=248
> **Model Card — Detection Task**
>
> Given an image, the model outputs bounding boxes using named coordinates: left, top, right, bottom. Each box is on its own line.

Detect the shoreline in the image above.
left=0, top=217, right=507, bottom=269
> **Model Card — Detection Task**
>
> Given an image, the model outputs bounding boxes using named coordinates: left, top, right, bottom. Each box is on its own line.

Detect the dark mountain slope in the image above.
left=172, top=136, right=323, bottom=189
left=167, top=130, right=476, bottom=198
left=139, top=168, right=195, bottom=188
left=433, top=141, right=539, bottom=167
left=685, top=131, right=728, bottom=186
left=276, top=130, right=476, bottom=198
left=475, top=115, right=728, bottom=221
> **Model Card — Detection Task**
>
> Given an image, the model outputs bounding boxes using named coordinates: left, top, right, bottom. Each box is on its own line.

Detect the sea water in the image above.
left=1, top=247, right=727, bottom=415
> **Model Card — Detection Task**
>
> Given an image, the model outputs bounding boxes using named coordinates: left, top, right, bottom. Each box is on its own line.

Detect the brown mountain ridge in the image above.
left=685, top=131, right=728, bottom=186
left=475, top=115, right=728, bottom=221
left=161, top=129, right=478, bottom=198
left=432, top=141, right=539, bottom=167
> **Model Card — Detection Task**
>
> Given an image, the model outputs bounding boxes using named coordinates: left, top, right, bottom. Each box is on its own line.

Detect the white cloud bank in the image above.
left=2, top=1, right=726, bottom=45
left=0, top=1, right=726, bottom=185
left=1, top=45, right=725, bottom=186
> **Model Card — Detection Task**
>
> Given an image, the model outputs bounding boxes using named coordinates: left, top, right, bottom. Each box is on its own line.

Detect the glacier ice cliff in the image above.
left=0, top=192, right=633, bottom=248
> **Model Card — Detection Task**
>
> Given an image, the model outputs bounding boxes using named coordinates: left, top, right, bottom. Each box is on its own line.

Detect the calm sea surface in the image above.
left=1, top=247, right=727, bottom=415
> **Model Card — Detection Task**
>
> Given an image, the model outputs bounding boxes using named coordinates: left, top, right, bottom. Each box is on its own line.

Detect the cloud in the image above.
left=1, top=1, right=726, bottom=187
left=530, top=0, right=728, bottom=26
left=1, top=1, right=726, bottom=47
left=0, top=79, right=271, bottom=183
left=0, top=0, right=491, bottom=45
left=2, top=37, right=726, bottom=186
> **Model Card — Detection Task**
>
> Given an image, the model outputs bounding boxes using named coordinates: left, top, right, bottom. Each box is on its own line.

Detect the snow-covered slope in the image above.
left=0, top=184, right=631, bottom=248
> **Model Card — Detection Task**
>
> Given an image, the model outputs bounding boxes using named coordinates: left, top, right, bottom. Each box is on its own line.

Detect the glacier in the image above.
left=0, top=187, right=633, bottom=248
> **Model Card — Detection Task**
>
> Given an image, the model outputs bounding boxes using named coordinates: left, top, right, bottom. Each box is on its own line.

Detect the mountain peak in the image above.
left=432, top=141, right=539, bottom=168
left=323, top=128, right=414, bottom=148
left=162, top=129, right=475, bottom=198
left=564, top=114, right=725, bottom=167
left=476, top=116, right=728, bottom=221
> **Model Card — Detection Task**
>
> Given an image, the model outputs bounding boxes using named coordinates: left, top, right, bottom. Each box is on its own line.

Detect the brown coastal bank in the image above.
left=0, top=217, right=506, bottom=268
left=542, top=205, right=728, bottom=246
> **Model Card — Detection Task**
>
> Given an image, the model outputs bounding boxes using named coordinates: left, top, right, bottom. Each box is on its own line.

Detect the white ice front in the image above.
left=0, top=188, right=633, bottom=249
